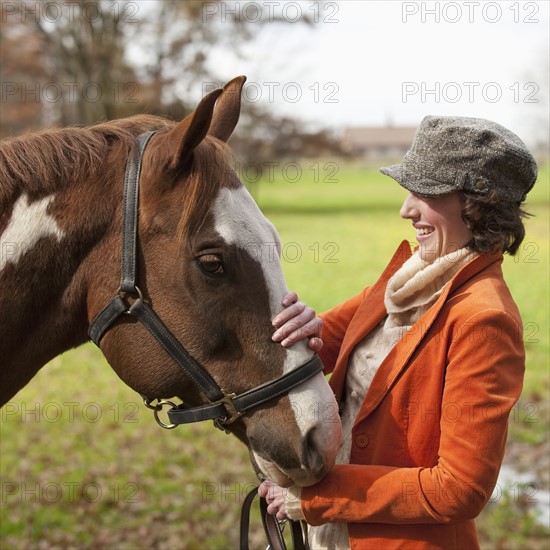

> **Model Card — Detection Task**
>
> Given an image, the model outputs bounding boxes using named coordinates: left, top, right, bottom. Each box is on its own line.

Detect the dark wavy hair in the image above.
left=461, top=189, right=532, bottom=255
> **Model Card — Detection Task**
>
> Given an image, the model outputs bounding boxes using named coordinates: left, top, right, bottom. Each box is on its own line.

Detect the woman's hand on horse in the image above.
left=258, top=480, right=288, bottom=521
left=271, top=291, right=323, bottom=351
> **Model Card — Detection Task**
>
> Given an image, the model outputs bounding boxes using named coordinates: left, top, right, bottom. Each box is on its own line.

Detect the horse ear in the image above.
left=209, top=75, right=247, bottom=142
left=169, top=87, right=223, bottom=170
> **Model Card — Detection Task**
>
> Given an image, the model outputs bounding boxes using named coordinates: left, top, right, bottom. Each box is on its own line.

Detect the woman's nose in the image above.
left=400, top=193, right=418, bottom=220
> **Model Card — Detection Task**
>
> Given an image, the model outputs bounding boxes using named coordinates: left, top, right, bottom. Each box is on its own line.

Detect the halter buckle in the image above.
left=214, top=390, right=244, bottom=429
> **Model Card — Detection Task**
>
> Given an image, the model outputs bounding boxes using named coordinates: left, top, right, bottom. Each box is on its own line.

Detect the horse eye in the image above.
left=197, top=254, right=224, bottom=275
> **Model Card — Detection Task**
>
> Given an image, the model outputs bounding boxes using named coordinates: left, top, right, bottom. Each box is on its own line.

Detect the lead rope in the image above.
left=240, top=486, right=308, bottom=550
left=240, top=461, right=309, bottom=550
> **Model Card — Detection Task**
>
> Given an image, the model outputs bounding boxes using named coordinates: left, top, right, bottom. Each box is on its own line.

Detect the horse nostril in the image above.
left=301, top=426, right=325, bottom=473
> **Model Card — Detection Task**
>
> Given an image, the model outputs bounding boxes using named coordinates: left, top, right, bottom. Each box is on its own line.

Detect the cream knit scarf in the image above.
left=384, top=247, right=476, bottom=328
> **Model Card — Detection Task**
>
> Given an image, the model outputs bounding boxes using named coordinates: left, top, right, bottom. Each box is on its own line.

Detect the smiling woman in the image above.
left=261, top=115, right=539, bottom=550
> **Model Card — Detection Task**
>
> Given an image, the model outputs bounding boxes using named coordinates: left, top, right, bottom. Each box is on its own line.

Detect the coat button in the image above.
left=355, top=434, right=369, bottom=448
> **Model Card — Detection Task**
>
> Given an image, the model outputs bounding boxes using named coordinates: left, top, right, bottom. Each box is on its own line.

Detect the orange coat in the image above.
left=301, top=241, right=525, bottom=549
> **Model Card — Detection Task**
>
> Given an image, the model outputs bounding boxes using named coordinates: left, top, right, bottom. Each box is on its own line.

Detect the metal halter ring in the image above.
left=142, top=396, right=178, bottom=429
left=118, top=285, right=145, bottom=313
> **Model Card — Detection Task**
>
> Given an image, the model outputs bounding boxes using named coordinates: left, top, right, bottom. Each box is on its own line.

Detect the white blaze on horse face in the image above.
left=213, top=186, right=342, bottom=482
left=0, top=194, right=64, bottom=273
left=212, top=186, right=311, bottom=368
left=213, top=187, right=287, bottom=313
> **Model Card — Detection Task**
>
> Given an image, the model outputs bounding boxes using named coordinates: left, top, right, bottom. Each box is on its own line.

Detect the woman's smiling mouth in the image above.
left=414, top=224, right=435, bottom=240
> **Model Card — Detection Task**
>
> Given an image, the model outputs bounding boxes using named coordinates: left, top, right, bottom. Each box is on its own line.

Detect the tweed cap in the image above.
left=380, top=116, right=537, bottom=202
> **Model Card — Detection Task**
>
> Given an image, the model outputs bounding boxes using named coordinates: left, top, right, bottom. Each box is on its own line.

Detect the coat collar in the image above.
left=329, top=240, right=503, bottom=422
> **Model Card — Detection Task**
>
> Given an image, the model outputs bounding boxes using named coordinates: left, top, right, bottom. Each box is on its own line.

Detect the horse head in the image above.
left=87, top=77, right=343, bottom=487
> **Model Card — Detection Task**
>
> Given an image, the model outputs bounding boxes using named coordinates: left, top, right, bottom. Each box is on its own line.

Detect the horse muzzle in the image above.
left=247, top=372, right=343, bottom=488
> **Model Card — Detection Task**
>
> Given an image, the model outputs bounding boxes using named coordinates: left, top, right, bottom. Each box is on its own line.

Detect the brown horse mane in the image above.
left=0, top=115, right=176, bottom=204
left=0, top=115, right=237, bottom=244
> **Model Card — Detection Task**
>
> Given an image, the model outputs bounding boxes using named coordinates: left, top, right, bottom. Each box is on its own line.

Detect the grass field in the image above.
left=1, top=162, right=548, bottom=549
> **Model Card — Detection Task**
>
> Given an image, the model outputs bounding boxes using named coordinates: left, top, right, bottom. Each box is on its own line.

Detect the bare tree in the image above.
left=1, top=0, right=342, bottom=163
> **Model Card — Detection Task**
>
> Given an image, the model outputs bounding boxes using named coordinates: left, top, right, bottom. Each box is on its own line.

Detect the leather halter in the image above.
left=88, top=131, right=324, bottom=431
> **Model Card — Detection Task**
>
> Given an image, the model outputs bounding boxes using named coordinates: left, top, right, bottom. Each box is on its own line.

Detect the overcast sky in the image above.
left=204, top=0, right=549, bottom=146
